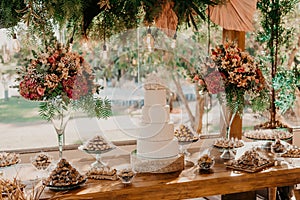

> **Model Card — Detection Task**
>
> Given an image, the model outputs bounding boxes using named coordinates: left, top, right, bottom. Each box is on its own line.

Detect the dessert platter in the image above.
left=197, top=154, right=215, bottom=171
left=271, top=139, right=288, bottom=154
left=213, top=137, right=244, bottom=149
left=0, top=152, right=20, bottom=168
left=43, top=158, right=86, bottom=191
left=174, top=124, right=199, bottom=145
left=281, top=147, right=300, bottom=158
left=79, top=135, right=115, bottom=167
left=225, top=148, right=274, bottom=173
left=213, top=137, right=244, bottom=160
left=117, top=168, right=136, bottom=184
left=86, top=166, right=118, bottom=180
left=174, top=124, right=199, bottom=161
left=31, top=153, right=52, bottom=170
left=244, top=129, right=292, bottom=141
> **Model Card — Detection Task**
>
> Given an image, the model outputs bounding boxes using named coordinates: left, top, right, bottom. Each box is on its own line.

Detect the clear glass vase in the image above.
left=219, top=93, right=237, bottom=160
left=51, top=102, right=71, bottom=159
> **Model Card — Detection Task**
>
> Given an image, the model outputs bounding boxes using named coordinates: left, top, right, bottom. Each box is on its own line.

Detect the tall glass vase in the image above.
left=51, top=104, right=71, bottom=159
left=219, top=93, right=237, bottom=159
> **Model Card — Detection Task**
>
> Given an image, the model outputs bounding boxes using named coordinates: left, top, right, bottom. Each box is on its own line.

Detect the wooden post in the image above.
left=222, top=29, right=245, bottom=139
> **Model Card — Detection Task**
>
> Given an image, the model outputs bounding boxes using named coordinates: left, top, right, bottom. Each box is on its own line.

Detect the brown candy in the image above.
left=83, top=135, right=112, bottom=152
left=32, top=153, right=52, bottom=170
left=44, top=158, right=85, bottom=187
left=0, top=152, right=20, bottom=167
left=174, top=125, right=198, bottom=142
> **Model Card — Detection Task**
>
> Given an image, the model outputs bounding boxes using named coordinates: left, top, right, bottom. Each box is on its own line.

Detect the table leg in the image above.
left=268, top=187, right=277, bottom=200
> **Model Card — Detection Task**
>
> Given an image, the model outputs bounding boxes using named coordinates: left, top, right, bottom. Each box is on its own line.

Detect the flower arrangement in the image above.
left=190, top=42, right=269, bottom=114
left=16, top=42, right=112, bottom=121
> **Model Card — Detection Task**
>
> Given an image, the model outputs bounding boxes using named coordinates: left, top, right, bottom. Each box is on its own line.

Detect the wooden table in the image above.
left=3, top=140, right=300, bottom=200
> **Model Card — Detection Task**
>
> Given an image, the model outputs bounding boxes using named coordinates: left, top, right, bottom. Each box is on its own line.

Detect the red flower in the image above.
left=237, top=67, right=245, bottom=73
left=37, top=86, right=46, bottom=96
left=193, top=74, right=199, bottom=81
left=47, top=56, right=56, bottom=64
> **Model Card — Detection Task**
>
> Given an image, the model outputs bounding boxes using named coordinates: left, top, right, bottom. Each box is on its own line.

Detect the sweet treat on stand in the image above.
left=214, top=137, right=244, bottom=149
left=198, top=154, right=215, bottom=170
left=117, top=169, right=136, bottom=184
left=271, top=139, right=286, bottom=153
left=226, top=149, right=274, bottom=172
left=174, top=124, right=198, bottom=143
left=31, top=153, right=52, bottom=170
left=86, top=167, right=118, bottom=180
left=0, top=178, right=25, bottom=195
left=82, top=135, right=113, bottom=152
left=244, top=129, right=292, bottom=140
left=282, top=148, right=300, bottom=158
left=0, top=152, right=20, bottom=167
left=43, top=158, right=86, bottom=188
left=132, top=74, right=183, bottom=173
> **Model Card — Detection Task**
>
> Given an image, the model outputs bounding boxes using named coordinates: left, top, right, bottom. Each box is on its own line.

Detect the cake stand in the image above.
left=79, top=146, right=115, bottom=168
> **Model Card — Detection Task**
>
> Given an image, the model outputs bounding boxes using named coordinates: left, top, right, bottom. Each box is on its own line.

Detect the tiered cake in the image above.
left=132, top=74, right=183, bottom=173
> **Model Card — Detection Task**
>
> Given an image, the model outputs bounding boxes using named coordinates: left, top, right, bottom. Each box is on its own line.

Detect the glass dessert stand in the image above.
left=219, top=147, right=236, bottom=160
left=79, top=146, right=116, bottom=168
left=213, top=138, right=244, bottom=160
left=178, top=137, right=199, bottom=165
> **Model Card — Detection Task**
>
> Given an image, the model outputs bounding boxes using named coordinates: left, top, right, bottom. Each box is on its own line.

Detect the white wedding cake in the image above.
left=136, top=84, right=179, bottom=159
left=137, top=87, right=179, bottom=158
left=131, top=74, right=183, bottom=173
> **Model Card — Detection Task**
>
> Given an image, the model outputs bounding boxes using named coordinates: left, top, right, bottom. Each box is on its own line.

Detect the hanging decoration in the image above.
left=171, top=32, right=177, bottom=49
left=144, top=27, right=154, bottom=52
left=207, top=0, right=257, bottom=31
left=154, top=0, right=178, bottom=37
left=12, top=33, right=21, bottom=53
left=102, top=11, right=108, bottom=60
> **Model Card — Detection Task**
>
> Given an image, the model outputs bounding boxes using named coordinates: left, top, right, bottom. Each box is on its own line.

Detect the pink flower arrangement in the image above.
left=190, top=42, right=267, bottom=114
left=16, top=43, right=112, bottom=121
left=210, top=42, right=265, bottom=92
left=191, top=42, right=265, bottom=95
left=18, top=45, right=96, bottom=101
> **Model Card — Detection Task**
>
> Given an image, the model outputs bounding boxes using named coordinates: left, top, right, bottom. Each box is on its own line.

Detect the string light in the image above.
left=2, top=44, right=10, bottom=63
left=102, top=11, right=109, bottom=60
left=145, top=27, right=154, bottom=52
left=102, top=44, right=108, bottom=60
left=171, top=32, right=177, bottom=49
left=132, top=58, right=137, bottom=65
left=12, top=33, right=21, bottom=53
left=68, top=37, right=73, bottom=52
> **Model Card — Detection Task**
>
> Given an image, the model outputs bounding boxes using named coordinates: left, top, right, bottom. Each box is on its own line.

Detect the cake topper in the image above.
left=144, top=72, right=166, bottom=90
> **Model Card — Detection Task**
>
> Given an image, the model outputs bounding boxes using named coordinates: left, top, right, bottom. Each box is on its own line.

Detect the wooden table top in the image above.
left=3, top=140, right=300, bottom=200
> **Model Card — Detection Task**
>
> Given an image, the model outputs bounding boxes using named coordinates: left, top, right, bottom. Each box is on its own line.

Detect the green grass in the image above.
left=0, top=97, right=44, bottom=124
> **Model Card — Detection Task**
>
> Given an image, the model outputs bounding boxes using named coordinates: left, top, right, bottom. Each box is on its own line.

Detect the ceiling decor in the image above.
left=207, top=0, right=257, bottom=31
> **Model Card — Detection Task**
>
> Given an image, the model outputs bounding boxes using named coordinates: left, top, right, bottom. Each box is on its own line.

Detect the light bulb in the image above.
left=102, top=44, right=108, bottom=60
left=2, top=53, right=10, bottom=63
left=2, top=45, right=10, bottom=63
left=132, top=58, right=137, bottom=65
left=12, top=34, right=21, bottom=53
left=68, top=43, right=73, bottom=52
left=82, top=42, right=89, bottom=51
left=171, top=39, right=176, bottom=49
left=144, top=28, right=154, bottom=52
left=146, top=34, right=151, bottom=45
left=171, top=33, right=177, bottom=49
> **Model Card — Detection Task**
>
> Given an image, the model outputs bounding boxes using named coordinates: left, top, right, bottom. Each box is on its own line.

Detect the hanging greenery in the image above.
left=1, top=0, right=219, bottom=44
